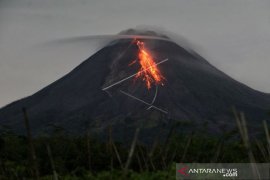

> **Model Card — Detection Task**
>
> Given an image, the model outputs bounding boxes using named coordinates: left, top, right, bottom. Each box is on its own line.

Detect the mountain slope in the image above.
left=0, top=36, right=269, bottom=141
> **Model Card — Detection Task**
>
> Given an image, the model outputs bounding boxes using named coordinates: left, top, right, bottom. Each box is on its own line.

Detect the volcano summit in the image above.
left=0, top=30, right=269, bottom=141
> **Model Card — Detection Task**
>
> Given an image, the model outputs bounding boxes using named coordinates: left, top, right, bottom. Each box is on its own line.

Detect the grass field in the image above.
left=0, top=109, right=269, bottom=179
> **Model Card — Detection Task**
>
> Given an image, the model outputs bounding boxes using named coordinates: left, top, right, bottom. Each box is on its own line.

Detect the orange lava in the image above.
left=132, top=40, right=165, bottom=89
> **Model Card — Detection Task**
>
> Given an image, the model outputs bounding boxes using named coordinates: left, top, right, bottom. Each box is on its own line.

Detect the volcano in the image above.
left=0, top=30, right=269, bottom=141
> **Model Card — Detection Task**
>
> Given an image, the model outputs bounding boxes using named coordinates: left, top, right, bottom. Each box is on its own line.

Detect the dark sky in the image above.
left=0, top=0, right=270, bottom=107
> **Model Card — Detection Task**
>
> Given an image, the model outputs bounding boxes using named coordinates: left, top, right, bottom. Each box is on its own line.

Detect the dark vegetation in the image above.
left=0, top=109, right=269, bottom=180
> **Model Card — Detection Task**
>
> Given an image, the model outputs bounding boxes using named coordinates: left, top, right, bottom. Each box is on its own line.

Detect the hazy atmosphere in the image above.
left=0, top=0, right=270, bottom=108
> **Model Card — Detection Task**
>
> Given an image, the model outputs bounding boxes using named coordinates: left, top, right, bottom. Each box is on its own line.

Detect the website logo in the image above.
left=176, top=163, right=270, bottom=180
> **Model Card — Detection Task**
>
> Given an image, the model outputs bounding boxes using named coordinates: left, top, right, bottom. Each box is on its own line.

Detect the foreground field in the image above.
left=0, top=111, right=269, bottom=179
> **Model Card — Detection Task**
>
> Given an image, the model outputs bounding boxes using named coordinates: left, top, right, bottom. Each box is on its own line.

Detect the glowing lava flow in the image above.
left=132, top=40, right=165, bottom=89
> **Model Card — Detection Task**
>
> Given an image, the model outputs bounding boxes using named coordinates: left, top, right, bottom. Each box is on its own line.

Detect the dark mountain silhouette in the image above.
left=0, top=30, right=269, bottom=142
